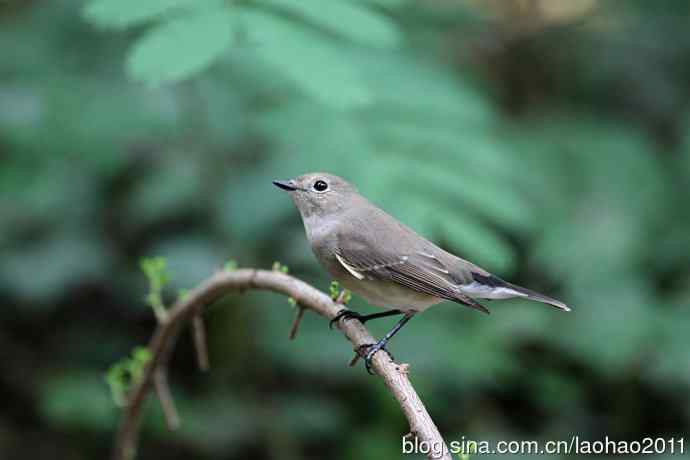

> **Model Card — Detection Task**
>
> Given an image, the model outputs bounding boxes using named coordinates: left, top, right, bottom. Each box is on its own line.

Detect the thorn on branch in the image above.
left=289, top=305, right=305, bottom=340
left=348, top=354, right=361, bottom=367
left=191, top=314, right=210, bottom=372
left=153, top=369, right=180, bottom=431
left=349, top=343, right=373, bottom=367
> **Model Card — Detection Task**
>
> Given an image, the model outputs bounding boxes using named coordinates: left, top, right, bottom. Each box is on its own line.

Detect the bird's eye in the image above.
left=313, top=180, right=329, bottom=192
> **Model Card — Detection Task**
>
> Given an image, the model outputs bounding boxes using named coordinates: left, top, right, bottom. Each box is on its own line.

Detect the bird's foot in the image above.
left=329, top=309, right=364, bottom=330
left=356, top=342, right=394, bottom=375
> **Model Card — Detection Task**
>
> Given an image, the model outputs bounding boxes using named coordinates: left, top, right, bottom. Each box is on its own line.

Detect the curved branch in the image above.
left=112, top=269, right=451, bottom=460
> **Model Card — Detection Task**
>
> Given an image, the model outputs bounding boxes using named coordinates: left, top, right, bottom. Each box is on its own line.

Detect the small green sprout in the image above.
left=272, top=261, right=289, bottom=273
left=224, top=259, right=238, bottom=271
left=330, top=281, right=351, bottom=304
left=329, top=281, right=340, bottom=299
left=140, top=257, right=171, bottom=320
left=105, top=346, right=152, bottom=406
left=288, top=297, right=297, bottom=307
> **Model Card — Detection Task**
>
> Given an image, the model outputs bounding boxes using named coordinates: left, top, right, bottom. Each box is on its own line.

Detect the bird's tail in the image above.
left=505, top=282, right=570, bottom=311
left=470, top=272, right=570, bottom=312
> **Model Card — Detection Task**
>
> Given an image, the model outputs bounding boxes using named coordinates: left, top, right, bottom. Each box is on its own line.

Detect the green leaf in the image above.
left=260, top=0, right=402, bottom=48
left=83, top=0, right=202, bottom=29
left=127, top=7, right=233, bottom=84
left=235, top=9, right=370, bottom=109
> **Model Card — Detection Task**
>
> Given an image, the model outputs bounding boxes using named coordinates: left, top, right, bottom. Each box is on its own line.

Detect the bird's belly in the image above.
left=338, top=277, right=442, bottom=312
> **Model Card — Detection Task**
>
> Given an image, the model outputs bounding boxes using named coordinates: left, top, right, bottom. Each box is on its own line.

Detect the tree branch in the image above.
left=112, top=269, right=451, bottom=460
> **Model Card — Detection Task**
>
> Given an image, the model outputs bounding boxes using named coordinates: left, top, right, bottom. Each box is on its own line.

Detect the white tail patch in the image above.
left=460, top=282, right=527, bottom=300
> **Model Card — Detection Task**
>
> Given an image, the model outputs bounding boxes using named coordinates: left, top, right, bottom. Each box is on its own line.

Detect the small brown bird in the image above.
left=274, top=172, right=569, bottom=373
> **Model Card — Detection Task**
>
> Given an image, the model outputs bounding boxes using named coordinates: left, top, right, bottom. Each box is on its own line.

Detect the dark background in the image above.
left=1, top=0, right=689, bottom=459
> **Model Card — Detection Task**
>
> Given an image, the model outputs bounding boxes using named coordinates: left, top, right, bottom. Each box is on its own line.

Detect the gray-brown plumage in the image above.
left=273, top=172, right=569, bottom=372
left=275, top=172, right=568, bottom=313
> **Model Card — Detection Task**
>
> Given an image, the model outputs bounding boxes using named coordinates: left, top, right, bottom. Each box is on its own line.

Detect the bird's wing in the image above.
left=334, top=245, right=489, bottom=314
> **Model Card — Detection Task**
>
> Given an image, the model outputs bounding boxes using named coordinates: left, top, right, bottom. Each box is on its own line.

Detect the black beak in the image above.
left=273, top=179, right=297, bottom=191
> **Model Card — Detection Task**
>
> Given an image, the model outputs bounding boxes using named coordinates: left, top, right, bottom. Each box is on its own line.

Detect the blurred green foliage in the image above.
left=1, top=0, right=689, bottom=459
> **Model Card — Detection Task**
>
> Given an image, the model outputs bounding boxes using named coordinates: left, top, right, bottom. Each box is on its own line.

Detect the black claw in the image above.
left=351, top=311, right=413, bottom=374
left=329, top=309, right=363, bottom=330
left=357, top=343, right=394, bottom=375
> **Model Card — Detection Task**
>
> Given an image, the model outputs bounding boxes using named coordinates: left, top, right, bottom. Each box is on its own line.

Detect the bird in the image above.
left=273, top=172, right=569, bottom=373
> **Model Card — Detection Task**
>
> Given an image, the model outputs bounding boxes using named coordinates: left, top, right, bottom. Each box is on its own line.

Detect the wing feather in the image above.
left=334, top=253, right=364, bottom=279
left=335, top=247, right=489, bottom=314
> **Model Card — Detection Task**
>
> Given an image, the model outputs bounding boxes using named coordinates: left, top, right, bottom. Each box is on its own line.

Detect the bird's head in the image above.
left=273, top=172, right=358, bottom=219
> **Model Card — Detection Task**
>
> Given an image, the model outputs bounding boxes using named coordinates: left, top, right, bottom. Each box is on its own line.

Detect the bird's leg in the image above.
left=329, top=308, right=402, bottom=330
left=358, top=311, right=416, bottom=374
left=359, top=309, right=404, bottom=323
